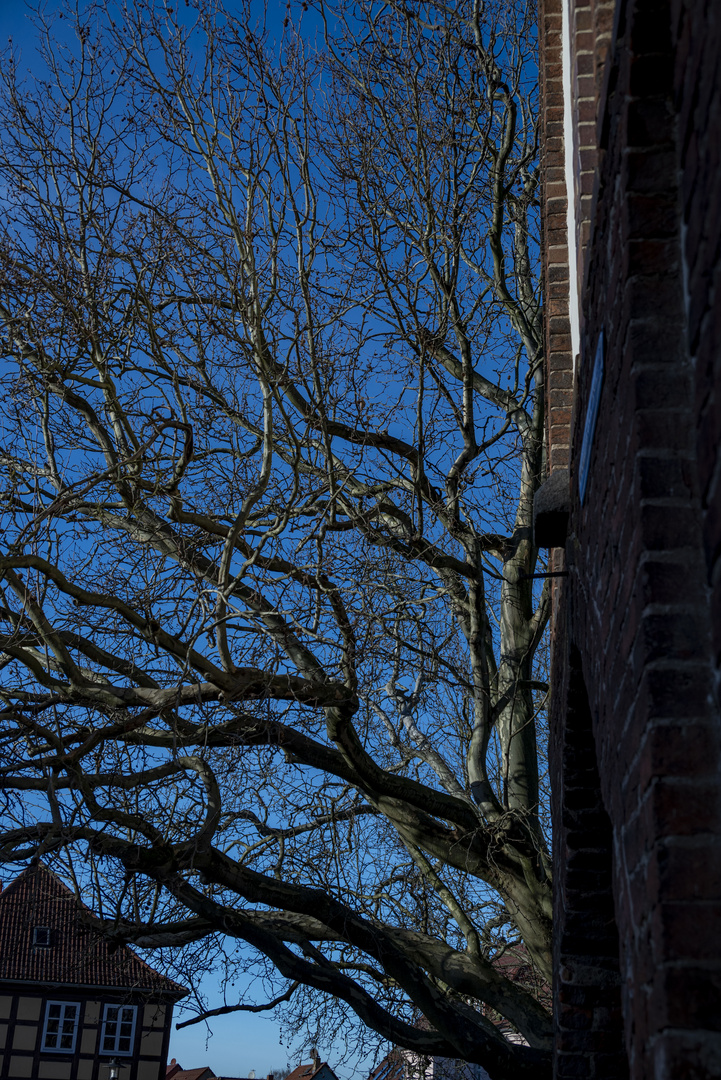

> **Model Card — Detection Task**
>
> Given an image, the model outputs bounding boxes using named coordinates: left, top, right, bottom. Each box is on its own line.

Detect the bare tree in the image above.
left=0, top=2, right=551, bottom=1078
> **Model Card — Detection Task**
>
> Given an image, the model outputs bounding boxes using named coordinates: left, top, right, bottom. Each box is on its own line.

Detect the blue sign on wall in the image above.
left=578, top=330, right=604, bottom=504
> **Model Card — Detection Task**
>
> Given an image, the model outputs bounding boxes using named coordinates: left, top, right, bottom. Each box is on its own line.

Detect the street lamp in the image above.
left=103, top=1059, right=124, bottom=1080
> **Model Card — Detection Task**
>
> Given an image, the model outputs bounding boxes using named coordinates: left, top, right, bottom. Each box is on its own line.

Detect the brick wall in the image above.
left=538, top=0, right=573, bottom=473
left=551, top=639, right=628, bottom=1079
left=672, top=0, right=721, bottom=709
left=541, top=0, right=721, bottom=1076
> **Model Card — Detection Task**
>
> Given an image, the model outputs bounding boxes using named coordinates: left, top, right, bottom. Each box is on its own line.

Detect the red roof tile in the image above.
left=285, top=1065, right=318, bottom=1080
left=368, top=1053, right=406, bottom=1080
left=0, top=863, right=187, bottom=998
left=165, top=1071, right=250, bottom=1080
left=286, top=1063, right=339, bottom=1080
left=285, top=1068, right=314, bottom=1080
left=167, top=1070, right=215, bottom=1080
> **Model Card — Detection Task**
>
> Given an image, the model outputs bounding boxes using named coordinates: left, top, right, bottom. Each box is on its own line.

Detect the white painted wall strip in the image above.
left=561, top=0, right=581, bottom=366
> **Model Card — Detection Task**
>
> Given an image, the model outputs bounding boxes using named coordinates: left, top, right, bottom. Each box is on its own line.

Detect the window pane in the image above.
left=102, top=1028, right=117, bottom=1051
left=43, top=1002, right=79, bottom=1053
left=102, top=1004, right=135, bottom=1054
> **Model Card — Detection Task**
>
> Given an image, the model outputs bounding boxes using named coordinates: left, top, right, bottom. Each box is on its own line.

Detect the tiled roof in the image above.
left=168, top=1070, right=215, bottom=1080
left=285, top=1065, right=320, bottom=1080
left=368, top=1053, right=406, bottom=1080
left=166, top=1071, right=251, bottom=1080
left=285, top=1067, right=316, bottom=1080
left=286, top=1063, right=339, bottom=1080
left=0, top=862, right=187, bottom=998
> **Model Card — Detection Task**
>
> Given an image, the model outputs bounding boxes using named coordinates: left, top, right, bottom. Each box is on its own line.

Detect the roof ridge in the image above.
left=0, top=859, right=57, bottom=899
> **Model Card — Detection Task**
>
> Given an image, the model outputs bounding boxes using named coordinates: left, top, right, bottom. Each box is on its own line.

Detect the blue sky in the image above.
left=0, top=3, right=366, bottom=1075
left=0, top=2, right=542, bottom=1076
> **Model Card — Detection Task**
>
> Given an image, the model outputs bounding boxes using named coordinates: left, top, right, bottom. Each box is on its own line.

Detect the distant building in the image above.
left=0, top=862, right=187, bottom=1080
left=165, top=1065, right=217, bottom=1080
left=367, top=1049, right=491, bottom=1080
left=285, top=1052, right=339, bottom=1080
left=165, top=1063, right=290, bottom=1080
left=166, top=1062, right=297, bottom=1080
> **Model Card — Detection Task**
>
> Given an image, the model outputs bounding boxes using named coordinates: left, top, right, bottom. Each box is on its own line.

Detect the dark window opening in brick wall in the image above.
left=553, top=648, right=628, bottom=1079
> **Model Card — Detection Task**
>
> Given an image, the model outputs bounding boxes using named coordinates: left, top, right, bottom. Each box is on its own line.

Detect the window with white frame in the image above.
left=42, top=1001, right=80, bottom=1052
left=100, top=1004, right=137, bottom=1055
